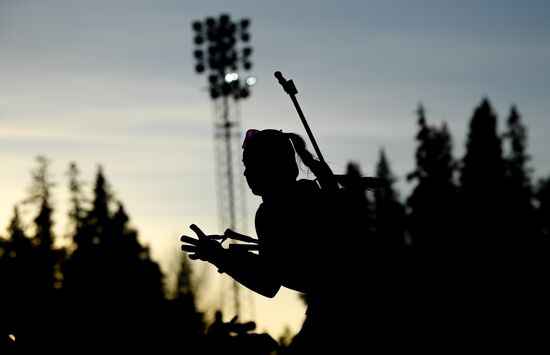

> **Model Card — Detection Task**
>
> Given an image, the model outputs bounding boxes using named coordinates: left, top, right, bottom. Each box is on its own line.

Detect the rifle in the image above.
left=274, top=71, right=381, bottom=192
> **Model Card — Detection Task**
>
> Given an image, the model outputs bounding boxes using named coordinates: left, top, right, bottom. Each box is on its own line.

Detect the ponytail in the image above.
left=285, top=133, right=319, bottom=176
left=286, top=133, right=340, bottom=192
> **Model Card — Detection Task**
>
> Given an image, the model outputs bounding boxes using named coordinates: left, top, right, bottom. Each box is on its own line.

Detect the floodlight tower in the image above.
left=192, top=14, right=254, bottom=318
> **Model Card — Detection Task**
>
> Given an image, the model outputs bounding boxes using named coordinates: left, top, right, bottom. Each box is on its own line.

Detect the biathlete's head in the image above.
left=241, top=129, right=321, bottom=197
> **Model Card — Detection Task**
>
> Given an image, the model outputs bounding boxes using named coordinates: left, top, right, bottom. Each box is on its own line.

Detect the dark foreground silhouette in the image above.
left=182, top=128, right=550, bottom=353
left=2, top=95, right=549, bottom=354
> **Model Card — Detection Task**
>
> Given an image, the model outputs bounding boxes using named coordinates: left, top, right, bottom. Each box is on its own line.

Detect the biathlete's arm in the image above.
left=181, top=224, right=281, bottom=298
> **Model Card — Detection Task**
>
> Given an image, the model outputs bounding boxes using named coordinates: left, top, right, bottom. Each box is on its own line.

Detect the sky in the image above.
left=1, top=0, right=550, bottom=339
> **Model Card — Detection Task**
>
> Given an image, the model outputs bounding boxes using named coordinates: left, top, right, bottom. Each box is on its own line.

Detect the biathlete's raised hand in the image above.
left=180, top=224, right=227, bottom=264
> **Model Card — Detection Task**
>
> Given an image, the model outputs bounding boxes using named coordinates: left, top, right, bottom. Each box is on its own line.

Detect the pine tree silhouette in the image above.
left=9, top=156, right=66, bottom=353
left=502, top=105, right=536, bottom=244
left=62, top=165, right=165, bottom=353
left=407, top=103, right=458, bottom=248
left=373, top=148, right=406, bottom=248
left=459, top=98, right=506, bottom=248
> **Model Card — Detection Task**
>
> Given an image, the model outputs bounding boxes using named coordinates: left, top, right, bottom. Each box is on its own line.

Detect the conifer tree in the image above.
left=166, top=253, right=205, bottom=350
left=459, top=98, right=506, bottom=247
left=24, top=156, right=63, bottom=295
left=407, top=104, right=458, bottom=248
left=66, top=162, right=86, bottom=246
left=62, top=165, right=165, bottom=353
left=373, top=148, right=406, bottom=248
left=16, top=156, right=64, bottom=352
left=4, top=206, right=30, bottom=260
left=502, top=105, right=536, bottom=243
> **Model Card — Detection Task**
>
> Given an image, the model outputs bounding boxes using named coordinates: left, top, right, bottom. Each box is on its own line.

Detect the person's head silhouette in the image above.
left=242, top=129, right=300, bottom=197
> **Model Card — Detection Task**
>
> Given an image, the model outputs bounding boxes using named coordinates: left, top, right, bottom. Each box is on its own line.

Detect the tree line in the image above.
left=0, top=160, right=204, bottom=353
left=1, top=97, right=549, bottom=353
left=361, top=98, right=549, bottom=249
left=338, top=98, right=549, bottom=351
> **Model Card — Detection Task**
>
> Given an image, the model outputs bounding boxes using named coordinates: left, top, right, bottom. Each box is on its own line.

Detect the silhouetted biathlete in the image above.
left=181, top=128, right=364, bottom=353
